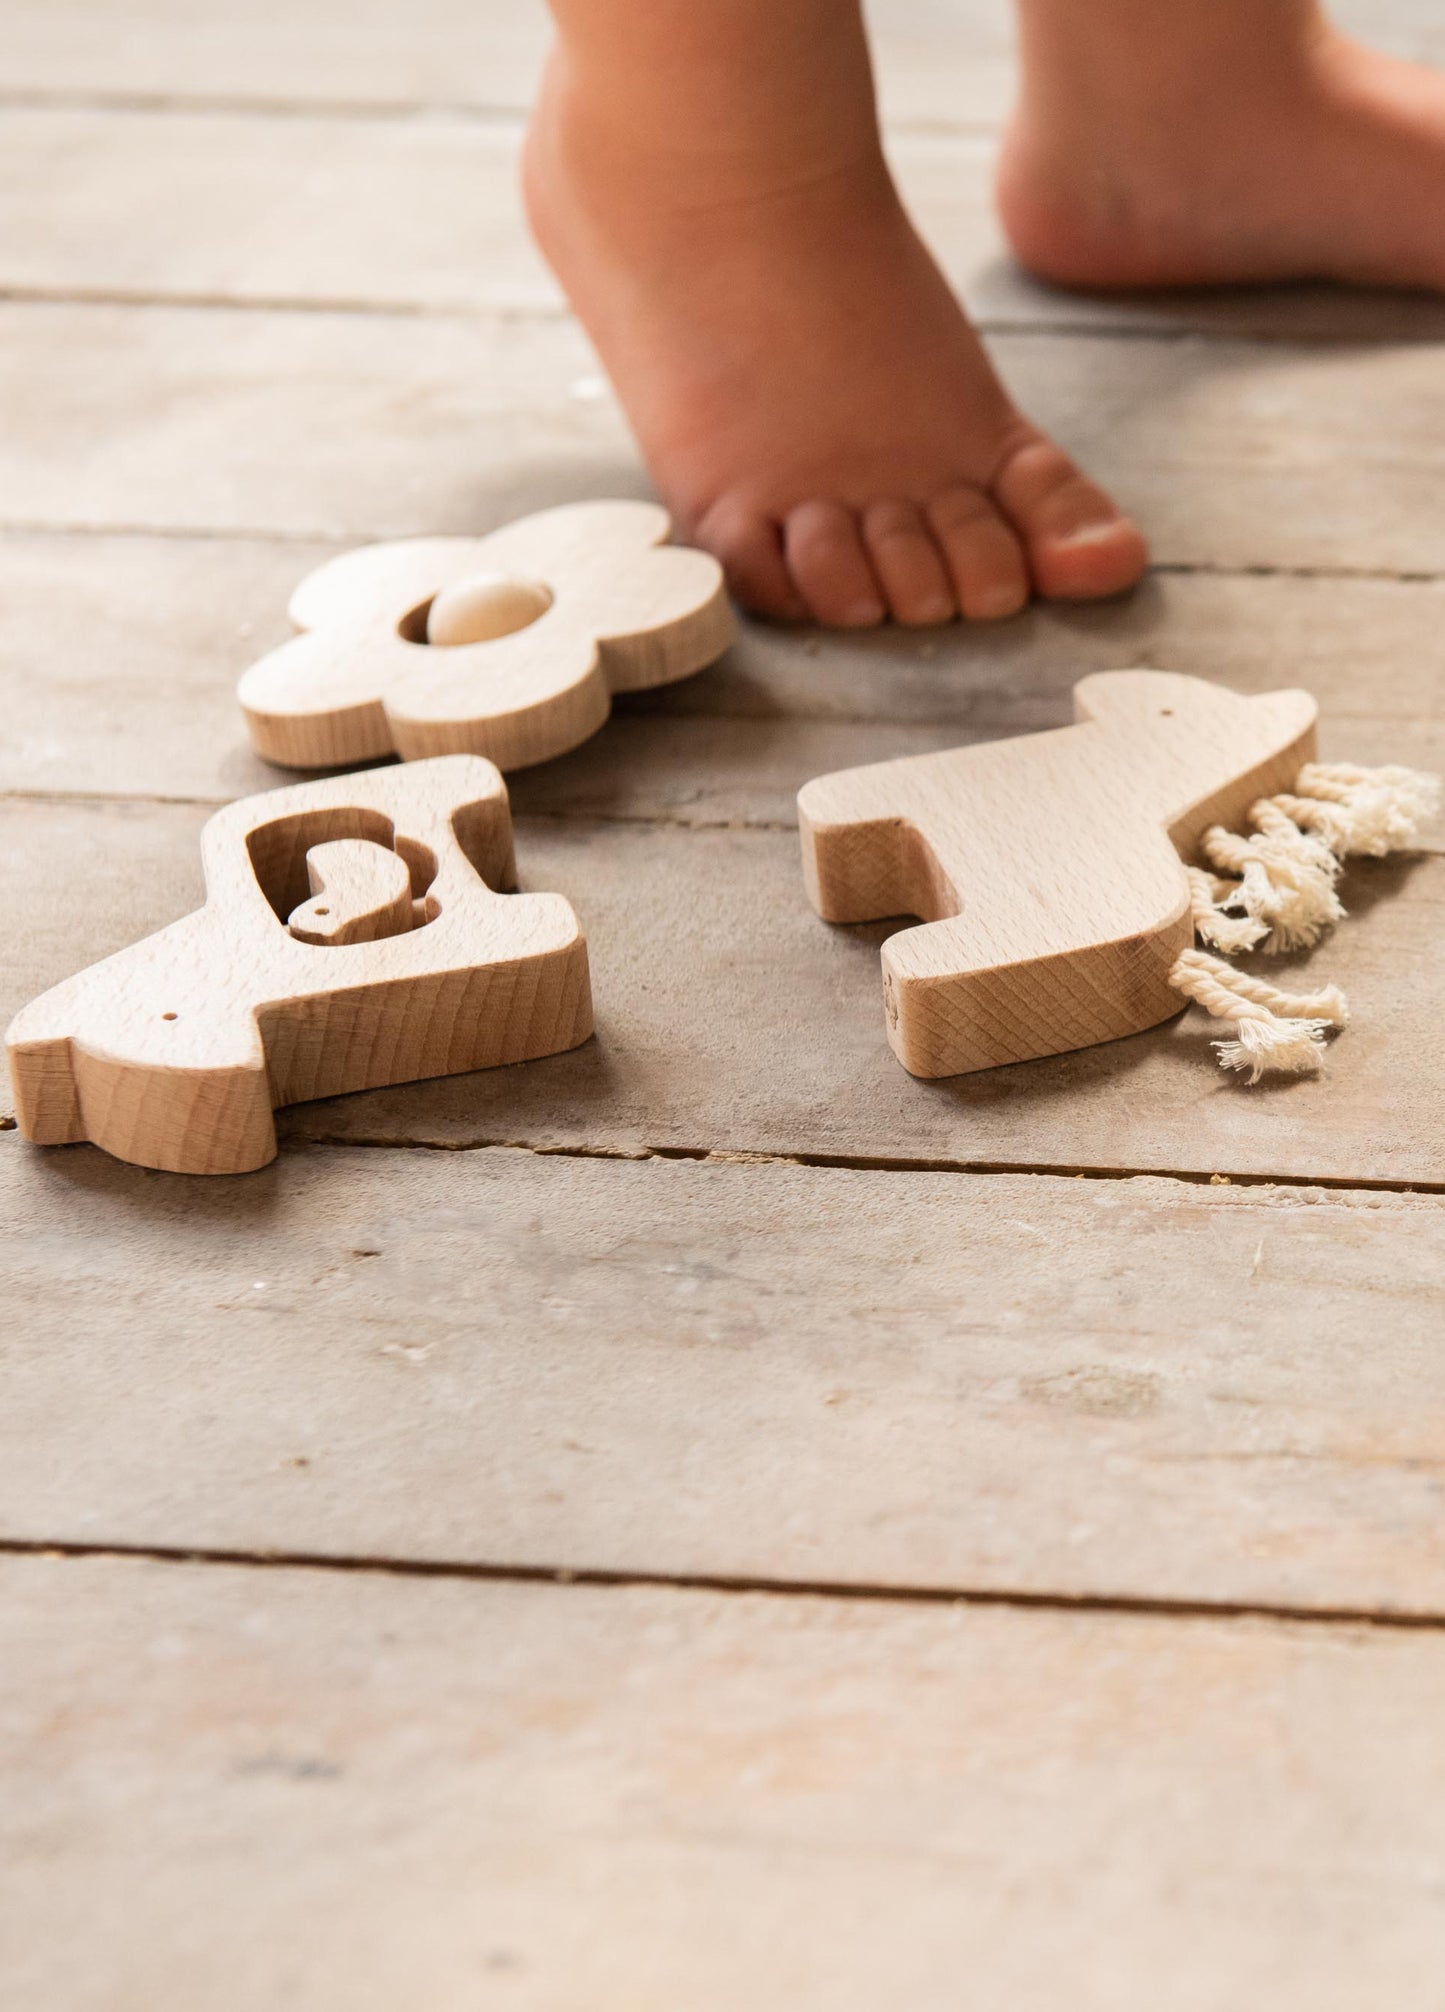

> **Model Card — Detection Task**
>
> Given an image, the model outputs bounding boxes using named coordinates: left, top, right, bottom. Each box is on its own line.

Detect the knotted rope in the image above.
left=1167, top=762, right=1438, bottom=1080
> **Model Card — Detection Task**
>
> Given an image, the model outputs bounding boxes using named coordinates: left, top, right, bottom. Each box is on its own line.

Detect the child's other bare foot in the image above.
left=524, top=1, right=1145, bottom=627
left=1000, top=0, right=1445, bottom=294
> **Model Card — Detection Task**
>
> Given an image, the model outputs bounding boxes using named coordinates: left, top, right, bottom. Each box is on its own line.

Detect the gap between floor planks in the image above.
left=7, top=534, right=1444, bottom=815
left=8, top=1535, right=1445, bottom=1636
left=8, top=303, right=1445, bottom=577
left=7, top=801, right=1443, bottom=1186
left=7, top=526, right=1445, bottom=581
left=8, top=1109, right=1445, bottom=1197
left=9, top=286, right=1444, bottom=353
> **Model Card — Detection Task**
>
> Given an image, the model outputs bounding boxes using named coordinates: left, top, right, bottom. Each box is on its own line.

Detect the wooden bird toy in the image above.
left=799, top=669, right=1437, bottom=1081
left=237, top=500, right=735, bottom=772
left=6, top=756, right=592, bottom=1174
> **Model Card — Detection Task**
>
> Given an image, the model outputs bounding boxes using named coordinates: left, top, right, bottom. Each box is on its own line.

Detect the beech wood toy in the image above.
left=237, top=500, right=734, bottom=772
left=6, top=757, right=592, bottom=1175
left=799, top=669, right=1437, bottom=1082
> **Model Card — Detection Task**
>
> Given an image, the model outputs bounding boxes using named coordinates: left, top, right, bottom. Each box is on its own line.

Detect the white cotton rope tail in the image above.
left=1170, top=759, right=1439, bottom=1082
left=1169, top=948, right=1349, bottom=1083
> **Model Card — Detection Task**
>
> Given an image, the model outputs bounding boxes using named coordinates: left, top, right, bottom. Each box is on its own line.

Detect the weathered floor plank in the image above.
left=7, top=1142, right=1445, bottom=1613
left=2, top=108, right=562, bottom=314
left=2, top=0, right=1016, bottom=132
left=6, top=0, right=556, bottom=117
left=8, top=1554, right=1445, bottom=2011
left=7, top=0, right=1439, bottom=130
left=6, top=302, right=1445, bottom=577
left=13, top=109, right=1445, bottom=345
left=3, top=797, right=1440, bottom=1184
left=3, top=533, right=1443, bottom=816
left=9, top=0, right=1445, bottom=1987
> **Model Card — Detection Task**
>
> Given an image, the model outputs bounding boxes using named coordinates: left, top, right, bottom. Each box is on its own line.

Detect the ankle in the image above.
left=530, top=0, right=885, bottom=215
left=528, top=52, right=886, bottom=234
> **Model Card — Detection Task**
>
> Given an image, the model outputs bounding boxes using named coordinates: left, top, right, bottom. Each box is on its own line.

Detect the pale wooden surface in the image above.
left=3, top=0, right=1014, bottom=130
left=289, top=837, right=415, bottom=944
left=15, top=109, right=1445, bottom=345
left=10, top=1553, right=1445, bottom=2012
left=9, top=304, right=1445, bottom=577
left=7, top=0, right=1445, bottom=1999
left=9, top=1143, right=1445, bottom=1617
left=7, top=535, right=1445, bottom=812
left=6, top=797, right=1440, bottom=1185
left=7, top=0, right=1436, bottom=125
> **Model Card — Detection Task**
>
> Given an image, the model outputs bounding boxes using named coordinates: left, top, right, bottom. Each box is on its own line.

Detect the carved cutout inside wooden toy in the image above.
left=6, top=756, right=592, bottom=1174
left=237, top=500, right=735, bottom=773
left=287, top=838, right=416, bottom=945
left=799, top=670, right=1322, bottom=1078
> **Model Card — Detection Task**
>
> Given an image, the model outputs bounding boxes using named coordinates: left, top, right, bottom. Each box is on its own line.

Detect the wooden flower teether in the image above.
left=237, top=500, right=735, bottom=771
left=6, top=756, right=592, bottom=1174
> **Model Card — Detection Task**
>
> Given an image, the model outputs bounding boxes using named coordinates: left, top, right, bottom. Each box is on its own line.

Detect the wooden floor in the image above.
left=7, top=1, right=1445, bottom=2003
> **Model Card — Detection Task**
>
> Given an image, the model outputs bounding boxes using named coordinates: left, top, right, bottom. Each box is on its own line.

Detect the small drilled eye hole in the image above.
left=161, top=1012, right=178, bottom=1022
left=314, top=907, right=330, bottom=916
left=1160, top=708, right=1174, bottom=717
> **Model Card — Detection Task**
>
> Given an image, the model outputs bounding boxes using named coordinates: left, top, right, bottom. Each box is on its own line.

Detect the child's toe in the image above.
left=696, top=498, right=806, bottom=621
left=784, top=501, right=886, bottom=627
left=861, top=499, right=956, bottom=626
left=991, top=435, right=1148, bottom=601
left=925, top=485, right=1030, bottom=622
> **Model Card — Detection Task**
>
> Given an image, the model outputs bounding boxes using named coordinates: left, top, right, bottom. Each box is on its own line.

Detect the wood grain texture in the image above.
left=9, top=1554, right=1445, bottom=2011
left=7, top=0, right=1435, bottom=127
left=9, top=0, right=1445, bottom=1984
left=4, top=536, right=1445, bottom=821
left=16, top=110, right=1445, bottom=346
left=9, top=1142, right=1445, bottom=1614
left=11, top=110, right=1445, bottom=350
left=1, top=0, right=1017, bottom=129
left=5, top=0, right=554, bottom=114
left=0, top=107, right=562, bottom=313
left=3, top=798, right=1441, bottom=1185
left=0, top=302, right=642, bottom=540
left=238, top=502, right=732, bottom=770
left=286, top=838, right=415, bottom=945
left=6, top=304, right=1445, bottom=579
left=6, top=760, right=591, bottom=1173
left=799, top=670, right=1318, bottom=1075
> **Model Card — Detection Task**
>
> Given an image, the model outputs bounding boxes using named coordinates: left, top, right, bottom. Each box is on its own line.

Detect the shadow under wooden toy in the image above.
left=6, top=756, right=592, bottom=1174
left=237, top=500, right=734, bottom=772
left=799, top=669, right=1321, bottom=1078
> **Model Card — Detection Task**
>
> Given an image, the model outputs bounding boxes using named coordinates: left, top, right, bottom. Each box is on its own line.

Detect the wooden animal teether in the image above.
left=799, top=669, right=1437, bottom=1081
left=6, top=756, right=592, bottom=1174
left=237, top=500, right=735, bottom=771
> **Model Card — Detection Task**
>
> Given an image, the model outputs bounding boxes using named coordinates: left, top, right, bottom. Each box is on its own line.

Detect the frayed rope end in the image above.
left=1174, top=757, right=1436, bottom=1083
left=1213, top=1016, right=1331, bottom=1084
left=1292, top=763, right=1441, bottom=858
left=1169, top=948, right=1347, bottom=1082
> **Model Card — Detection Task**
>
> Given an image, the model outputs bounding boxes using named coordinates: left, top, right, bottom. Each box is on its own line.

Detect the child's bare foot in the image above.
left=524, top=3, right=1146, bottom=627
left=1000, top=0, right=1445, bottom=294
